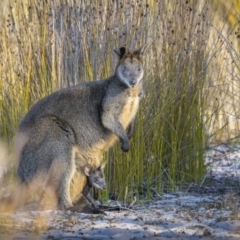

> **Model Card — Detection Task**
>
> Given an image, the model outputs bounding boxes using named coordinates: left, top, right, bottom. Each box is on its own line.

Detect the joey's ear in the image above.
left=133, top=43, right=148, bottom=56
left=84, top=164, right=94, bottom=176
left=114, top=46, right=129, bottom=59
left=100, top=160, right=108, bottom=171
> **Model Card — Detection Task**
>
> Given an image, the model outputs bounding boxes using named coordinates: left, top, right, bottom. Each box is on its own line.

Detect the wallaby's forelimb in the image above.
left=82, top=183, right=98, bottom=208
left=101, top=93, right=130, bottom=152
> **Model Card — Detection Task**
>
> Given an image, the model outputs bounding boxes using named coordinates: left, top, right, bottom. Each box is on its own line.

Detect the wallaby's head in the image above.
left=84, top=161, right=107, bottom=190
left=114, top=44, right=148, bottom=88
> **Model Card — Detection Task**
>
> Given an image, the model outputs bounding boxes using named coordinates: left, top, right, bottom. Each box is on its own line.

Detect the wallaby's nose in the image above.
left=130, top=79, right=136, bottom=86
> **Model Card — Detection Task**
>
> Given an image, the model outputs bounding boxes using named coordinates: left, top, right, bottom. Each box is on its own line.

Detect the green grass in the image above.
left=0, top=0, right=240, bottom=202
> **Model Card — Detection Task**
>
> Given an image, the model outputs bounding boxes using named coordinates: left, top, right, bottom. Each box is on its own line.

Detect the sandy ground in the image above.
left=1, top=144, right=240, bottom=240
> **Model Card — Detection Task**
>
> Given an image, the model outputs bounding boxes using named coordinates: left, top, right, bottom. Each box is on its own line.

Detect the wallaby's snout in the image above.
left=129, top=77, right=137, bottom=87
left=116, top=60, right=144, bottom=88
left=92, top=177, right=107, bottom=190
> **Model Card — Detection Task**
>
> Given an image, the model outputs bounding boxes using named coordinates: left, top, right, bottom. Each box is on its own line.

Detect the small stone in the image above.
left=69, top=216, right=77, bottom=225
left=199, top=207, right=206, bottom=212
left=185, top=214, right=192, bottom=221
left=203, top=228, right=211, bottom=236
left=163, top=194, right=177, bottom=199
left=215, top=200, right=222, bottom=209
left=206, top=211, right=213, bottom=218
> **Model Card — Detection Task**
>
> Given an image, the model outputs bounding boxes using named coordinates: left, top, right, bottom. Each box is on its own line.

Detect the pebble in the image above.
left=162, top=194, right=177, bottom=199
left=69, top=216, right=77, bottom=225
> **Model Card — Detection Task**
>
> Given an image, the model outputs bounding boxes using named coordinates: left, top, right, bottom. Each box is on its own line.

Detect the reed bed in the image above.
left=0, top=0, right=240, bottom=202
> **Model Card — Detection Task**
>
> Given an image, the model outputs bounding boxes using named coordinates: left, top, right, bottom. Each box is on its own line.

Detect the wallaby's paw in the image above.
left=121, top=142, right=130, bottom=152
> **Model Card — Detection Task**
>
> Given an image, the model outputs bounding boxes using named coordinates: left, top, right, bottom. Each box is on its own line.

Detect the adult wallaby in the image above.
left=14, top=45, right=147, bottom=211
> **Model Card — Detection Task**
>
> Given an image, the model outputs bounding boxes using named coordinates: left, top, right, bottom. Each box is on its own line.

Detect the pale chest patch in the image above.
left=119, top=87, right=141, bottom=129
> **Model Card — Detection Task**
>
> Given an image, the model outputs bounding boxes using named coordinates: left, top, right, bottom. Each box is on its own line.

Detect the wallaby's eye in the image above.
left=138, top=67, right=141, bottom=72
left=94, top=177, right=99, bottom=182
left=122, top=66, right=126, bottom=73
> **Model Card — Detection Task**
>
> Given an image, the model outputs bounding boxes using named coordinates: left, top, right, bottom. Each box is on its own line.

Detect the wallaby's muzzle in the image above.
left=129, top=79, right=137, bottom=87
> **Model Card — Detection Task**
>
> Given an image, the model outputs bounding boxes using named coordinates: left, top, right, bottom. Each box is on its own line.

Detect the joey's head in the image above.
left=84, top=161, right=107, bottom=190
left=114, top=44, right=148, bottom=88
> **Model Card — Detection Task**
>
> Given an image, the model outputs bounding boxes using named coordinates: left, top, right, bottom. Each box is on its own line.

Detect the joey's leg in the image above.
left=82, top=184, right=99, bottom=208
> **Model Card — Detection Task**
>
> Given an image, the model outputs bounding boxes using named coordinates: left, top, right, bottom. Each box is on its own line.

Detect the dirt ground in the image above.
left=1, top=144, right=240, bottom=240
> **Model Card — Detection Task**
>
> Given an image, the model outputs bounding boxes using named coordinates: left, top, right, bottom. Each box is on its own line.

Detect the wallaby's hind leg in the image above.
left=40, top=141, right=77, bottom=210
left=16, top=116, right=76, bottom=210
left=18, top=140, right=75, bottom=210
left=37, top=148, right=76, bottom=211
left=55, top=148, right=76, bottom=210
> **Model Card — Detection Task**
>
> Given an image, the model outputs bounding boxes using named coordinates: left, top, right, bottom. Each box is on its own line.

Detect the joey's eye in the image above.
left=138, top=67, right=141, bottom=72
left=122, top=66, right=126, bottom=72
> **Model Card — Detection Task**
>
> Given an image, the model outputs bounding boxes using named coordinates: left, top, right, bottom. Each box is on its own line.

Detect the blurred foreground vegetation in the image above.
left=0, top=0, right=240, bottom=202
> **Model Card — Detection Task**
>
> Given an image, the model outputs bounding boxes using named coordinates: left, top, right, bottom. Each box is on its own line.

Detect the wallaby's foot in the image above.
left=83, top=205, right=105, bottom=215
left=98, top=204, right=122, bottom=211
left=121, top=141, right=130, bottom=152
left=58, top=201, right=74, bottom=211
left=66, top=205, right=105, bottom=214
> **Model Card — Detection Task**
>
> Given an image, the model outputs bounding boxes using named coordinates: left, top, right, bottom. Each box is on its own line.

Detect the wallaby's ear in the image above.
left=114, top=46, right=129, bottom=59
left=100, top=160, right=108, bottom=171
left=133, top=43, right=148, bottom=56
left=84, top=164, right=94, bottom=176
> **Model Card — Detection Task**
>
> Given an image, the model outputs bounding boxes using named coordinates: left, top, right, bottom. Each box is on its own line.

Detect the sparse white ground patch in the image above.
left=1, top=144, right=240, bottom=239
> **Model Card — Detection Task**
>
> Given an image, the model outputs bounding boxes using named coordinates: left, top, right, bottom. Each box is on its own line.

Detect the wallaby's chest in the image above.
left=119, top=87, right=141, bottom=129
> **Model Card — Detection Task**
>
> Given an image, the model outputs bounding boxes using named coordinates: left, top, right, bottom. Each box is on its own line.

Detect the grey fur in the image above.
left=15, top=45, right=147, bottom=210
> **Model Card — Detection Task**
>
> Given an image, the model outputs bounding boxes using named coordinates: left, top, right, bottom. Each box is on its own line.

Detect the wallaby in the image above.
left=82, top=161, right=107, bottom=209
left=13, top=45, right=147, bottom=211
left=81, top=161, right=121, bottom=213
